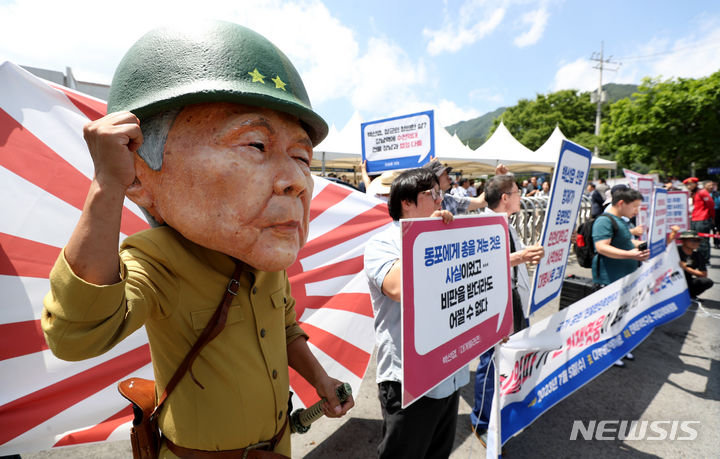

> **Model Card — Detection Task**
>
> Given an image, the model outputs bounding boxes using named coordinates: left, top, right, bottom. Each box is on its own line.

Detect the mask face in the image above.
left=136, top=103, right=314, bottom=271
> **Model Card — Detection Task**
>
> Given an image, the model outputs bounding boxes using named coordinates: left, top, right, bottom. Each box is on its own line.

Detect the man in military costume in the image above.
left=41, top=21, right=353, bottom=458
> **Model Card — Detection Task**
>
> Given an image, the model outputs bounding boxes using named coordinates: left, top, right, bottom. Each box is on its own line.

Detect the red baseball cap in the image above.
left=682, top=177, right=699, bottom=184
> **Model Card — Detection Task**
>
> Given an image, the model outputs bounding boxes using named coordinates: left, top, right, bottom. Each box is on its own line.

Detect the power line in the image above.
left=618, top=40, right=720, bottom=62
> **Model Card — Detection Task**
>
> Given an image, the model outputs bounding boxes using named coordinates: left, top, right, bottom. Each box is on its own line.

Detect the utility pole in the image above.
left=590, top=42, right=620, bottom=179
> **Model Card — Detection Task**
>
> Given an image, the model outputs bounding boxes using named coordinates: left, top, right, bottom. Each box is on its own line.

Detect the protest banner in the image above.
left=623, top=168, right=660, bottom=188
left=528, top=140, right=591, bottom=315
left=487, top=247, right=691, bottom=455
left=648, top=187, right=668, bottom=258
left=361, top=110, right=434, bottom=173
left=401, top=214, right=513, bottom=407
left=667, top=190, right=690, bottom=235
left=635, top=177, right=654, bottom=241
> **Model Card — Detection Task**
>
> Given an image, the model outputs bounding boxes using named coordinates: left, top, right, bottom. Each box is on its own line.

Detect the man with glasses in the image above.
left=423, top=160, right=488, bottom=215
left=470, top=174, right=545, bottom=447
left=364, top=168, right=465, bottom=458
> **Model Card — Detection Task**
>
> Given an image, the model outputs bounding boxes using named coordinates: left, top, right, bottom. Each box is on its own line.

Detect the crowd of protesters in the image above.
left=315, top=160, right=719, bottom=456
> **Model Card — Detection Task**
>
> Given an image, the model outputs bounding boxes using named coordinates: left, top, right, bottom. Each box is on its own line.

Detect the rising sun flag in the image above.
left=0, top=61, right=390, bottom=455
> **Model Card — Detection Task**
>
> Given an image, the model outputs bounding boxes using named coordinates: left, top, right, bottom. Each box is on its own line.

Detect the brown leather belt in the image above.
left=165, top=440, right=289, bottom=459
left=165, top=415, right=289, bottom=459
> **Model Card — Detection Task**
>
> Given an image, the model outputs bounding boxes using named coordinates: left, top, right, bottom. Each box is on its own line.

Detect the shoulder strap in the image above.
left=599, top=213, right=620, bottom=239
left=151, top=259, right=245, bottom=420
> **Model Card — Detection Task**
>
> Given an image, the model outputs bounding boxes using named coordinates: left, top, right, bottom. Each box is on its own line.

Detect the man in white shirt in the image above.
left=452, top=178, right=470, bottom=197
left=467, top=179, right=478, bottom=197
left=364, top=168, right=463, bottom=458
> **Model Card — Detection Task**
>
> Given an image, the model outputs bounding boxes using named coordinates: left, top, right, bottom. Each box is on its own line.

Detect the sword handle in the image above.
left=290, top=382, right=352, bottom=434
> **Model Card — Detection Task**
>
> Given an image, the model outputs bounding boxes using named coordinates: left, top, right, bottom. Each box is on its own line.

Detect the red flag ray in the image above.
left=297, top=204, right=390, bottom=261
left=47, top=83, right=106, bottom=122
left=289, top=255, right=363, bottom=289
left=0, top=344, right=151, bottom=445
left=0, top=109, right=148, bottom=236
left=309, top=184, right=353, bottom=222
left=295, top=292, right=373, bottom=317
left=0, top=319, right=47, bottom=361
left=0, top=232, right=60, bottom=278
left=299, top=323, right=369, bottom=378
left=288, top=368, right=320, bottom=408
left=53, top=406, right=133, bottom=447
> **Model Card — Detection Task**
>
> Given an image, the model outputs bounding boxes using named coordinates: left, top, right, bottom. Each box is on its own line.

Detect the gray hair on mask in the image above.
left=137, top=108, right=182, bottom=171
left=134, top=107, right=181, bottom=226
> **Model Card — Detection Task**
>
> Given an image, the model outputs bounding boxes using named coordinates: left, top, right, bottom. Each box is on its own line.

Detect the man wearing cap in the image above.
left=364, top=168, right=464, bottom=459
left=41, top=21, right=352, bottom=458
left=685, top=177, right=714, bottom=265
left=677, top=230, right=714, bottom=298
left=423, top=160, right=487, bottom=215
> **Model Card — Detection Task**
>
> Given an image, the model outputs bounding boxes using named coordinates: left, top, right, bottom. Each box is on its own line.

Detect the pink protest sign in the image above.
left=400, top=214, right=512, bottom=407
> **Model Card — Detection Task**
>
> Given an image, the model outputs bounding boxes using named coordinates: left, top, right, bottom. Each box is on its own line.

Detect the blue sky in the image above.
left=1, top=0, right=719, bottom=130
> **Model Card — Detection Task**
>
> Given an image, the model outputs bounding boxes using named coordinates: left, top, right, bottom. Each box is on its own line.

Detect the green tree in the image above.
left=602, top=71, right=720, bottom=178
left=487, top=89, right=597, bottom=150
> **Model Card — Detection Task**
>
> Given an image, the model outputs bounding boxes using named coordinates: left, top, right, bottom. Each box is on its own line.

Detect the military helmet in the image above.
left=107, top=20, right=328, bottom=145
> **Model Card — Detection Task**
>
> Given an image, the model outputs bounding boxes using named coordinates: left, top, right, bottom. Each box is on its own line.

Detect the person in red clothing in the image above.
left=684, top=177, right=714, bottom=265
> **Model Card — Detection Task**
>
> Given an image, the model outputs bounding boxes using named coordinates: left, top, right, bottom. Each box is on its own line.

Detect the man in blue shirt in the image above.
left=592, top=187, right=649, bottom=286
left=364, top=168, right=462, bottom=458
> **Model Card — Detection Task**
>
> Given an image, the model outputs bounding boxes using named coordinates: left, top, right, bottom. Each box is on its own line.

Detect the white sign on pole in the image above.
left=623, top=168, right=660, bottom=187
left=361, top=110, right=434, bottom=174
left=635, top=177, right=654, bottom=241
left=666, top=190, right=690, bottom=234
left=528, top=140, right=591, bottom=315
left=648, top=187, right=668, bottom=258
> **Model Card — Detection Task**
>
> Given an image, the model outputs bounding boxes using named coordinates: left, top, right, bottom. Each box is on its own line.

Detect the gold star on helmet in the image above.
left=272, top=75, right=287, bottom=91
left=248, top=68, right=265, bottom=83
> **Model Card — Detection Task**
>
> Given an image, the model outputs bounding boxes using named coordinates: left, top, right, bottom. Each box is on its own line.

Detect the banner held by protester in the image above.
left=528, top=140, right=591, bottom=315
left=648, top=187, right=668, bottom=258
left=486, top=247, right=691, bottom=456
left=635, top=177, right=654, bottom=241
left=401, top=214, right=512, bottom=407
left=361, top=110, right=434, bottom=174
left=667, top=190, right=690, bottom=235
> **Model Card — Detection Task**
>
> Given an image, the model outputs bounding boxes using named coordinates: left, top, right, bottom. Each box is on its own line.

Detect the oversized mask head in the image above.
left=108, top=21, right=328, bottom=271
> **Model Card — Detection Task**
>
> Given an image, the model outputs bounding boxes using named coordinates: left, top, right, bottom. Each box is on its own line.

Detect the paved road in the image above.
left=21, top=250, right=720, bottom=458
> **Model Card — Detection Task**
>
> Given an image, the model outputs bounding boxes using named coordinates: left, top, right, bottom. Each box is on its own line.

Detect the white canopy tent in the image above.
left=534, top=126, right=617, bottom=170
left=312, top=111, right=365, bottom=173
left=432, top=127, right=497, bottom=174
left=474, top=121, right=556, bottom=172
left=312, top=115, right=619, bottom=177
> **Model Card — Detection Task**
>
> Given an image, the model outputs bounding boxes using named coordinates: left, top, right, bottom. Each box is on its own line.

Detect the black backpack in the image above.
left=574, top=213, right=619, bottom=268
